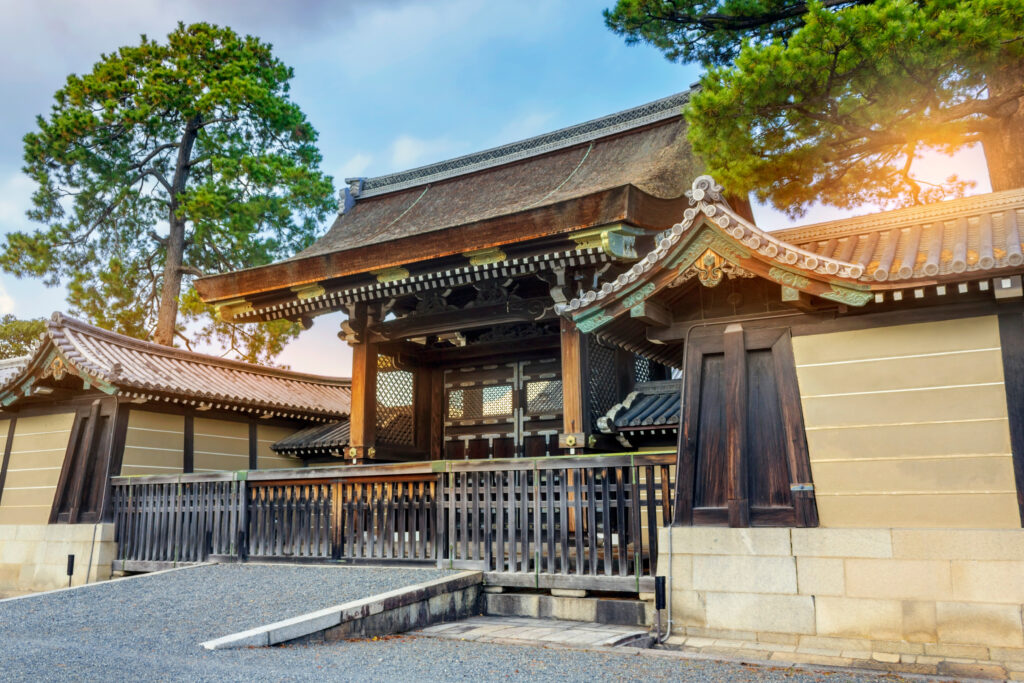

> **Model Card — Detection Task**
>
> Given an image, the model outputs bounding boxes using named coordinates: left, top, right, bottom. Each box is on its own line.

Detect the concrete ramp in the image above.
left=202, top=570, right=482, bottom=649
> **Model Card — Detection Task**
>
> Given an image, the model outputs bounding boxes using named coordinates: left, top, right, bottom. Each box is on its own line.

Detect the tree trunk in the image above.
left=153, top=118, right=200, bottom=347
left=982, top=63, right=1024, bottom=193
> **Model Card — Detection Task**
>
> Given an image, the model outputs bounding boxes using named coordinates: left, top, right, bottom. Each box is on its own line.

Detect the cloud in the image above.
left=0, top=281, right=13, bottom=315
left=388, top=135, right=465, bottom=172
left=335, top=152, right=374, bottom=181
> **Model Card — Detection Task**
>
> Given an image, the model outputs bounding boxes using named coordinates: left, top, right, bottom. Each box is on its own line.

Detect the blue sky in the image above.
left=0, top=0, right=991, bottom=375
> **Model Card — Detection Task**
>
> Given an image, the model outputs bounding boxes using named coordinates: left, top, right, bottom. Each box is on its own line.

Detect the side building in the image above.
left=0, top=312, right=350, bottom=592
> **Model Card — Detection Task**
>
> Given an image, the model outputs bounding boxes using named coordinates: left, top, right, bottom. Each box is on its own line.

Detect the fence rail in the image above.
left=111, top=454, right=672, bottom=590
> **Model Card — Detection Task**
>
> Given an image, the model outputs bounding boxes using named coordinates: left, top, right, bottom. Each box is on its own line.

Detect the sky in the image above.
left=0, top=0, right=992, bottom=377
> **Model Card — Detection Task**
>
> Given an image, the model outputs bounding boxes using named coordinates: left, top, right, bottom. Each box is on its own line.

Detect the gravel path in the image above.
left=0, top=564, right=906, bottom=682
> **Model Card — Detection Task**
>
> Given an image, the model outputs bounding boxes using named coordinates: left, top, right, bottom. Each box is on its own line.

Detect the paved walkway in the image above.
left=0, top=566, right=911, bottom=682
left=416, top=615, right=649, bottom=647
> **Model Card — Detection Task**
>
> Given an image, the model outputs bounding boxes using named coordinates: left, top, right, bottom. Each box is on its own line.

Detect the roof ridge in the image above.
left=47, top=313, right=350, bottom=387
left=773, top=188, right=1024, bottom=243
left=352, top=90, right=692, bottom=199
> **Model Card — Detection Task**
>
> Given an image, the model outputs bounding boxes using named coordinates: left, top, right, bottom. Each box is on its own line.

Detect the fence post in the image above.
left=237, top=473, right=248, bottom=562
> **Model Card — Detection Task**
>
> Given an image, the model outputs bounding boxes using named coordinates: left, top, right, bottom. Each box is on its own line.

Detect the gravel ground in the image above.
left=0, top=564, right=906, bottom=682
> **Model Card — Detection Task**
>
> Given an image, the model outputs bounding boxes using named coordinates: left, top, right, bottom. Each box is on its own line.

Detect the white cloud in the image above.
left=336, top=152, right=374, bottom=181
left=388, top=135, right=465, bottom=171
left=0, top=281, right=14, bottom=315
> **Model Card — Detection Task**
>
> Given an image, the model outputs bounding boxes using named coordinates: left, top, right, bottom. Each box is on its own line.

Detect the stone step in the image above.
left=484, top=591, right=653, bottom=627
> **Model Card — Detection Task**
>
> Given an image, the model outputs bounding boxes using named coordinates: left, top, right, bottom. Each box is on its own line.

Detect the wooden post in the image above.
left=558, top=318, right=590, bottom=450
left=349, top=338, right=378, bottom=461
left=723, top=324, right=750, bottom=527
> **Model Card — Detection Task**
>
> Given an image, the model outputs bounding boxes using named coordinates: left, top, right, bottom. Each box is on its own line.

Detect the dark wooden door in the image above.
left=443, top=358, right=561, bottom=458
left=675, top=325, right=817, bottom=527
left=52, top=398, right=117, bottom=523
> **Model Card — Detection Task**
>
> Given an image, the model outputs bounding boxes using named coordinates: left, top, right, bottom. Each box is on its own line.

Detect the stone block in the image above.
left=705, top=592, right=815, bottom=635
left=936, top=601, right=1024, bottom=648
left=938, top=661, right=1009, bottom=679
left=757, top=632, right=801, bottom=646
left=922, top=641, right=990, bottom=659
left=485, top=593, right=539, bottom=618
left=952, top=561, right=1024, bottom=603
left=595, top=599, right=647, bottom=626
left=671, top=590, right=705, bottom=627
left=0, top=541, right=31, bottom=564
left=902, top=600, right=937, bottom=642
left=845, top=559, right=952, bottom=600
left=668, top=554, right=692, bottom=589
left=872, top=651, right=901, bottom=663
left=790, top=528, right=892, bottom=558
left=667, top=527, right=791, bottom=556
left=14, top=525, right=47, bottom=542
left=893, top=529, right=1024, bottom=561
left=870, top=639, right=924, bottom=654
left=798, top=635, right=872, bottom=652
left=266, top=606, right=343, bottom=645
left=692, top=555, right=797, bottom=594
left=816, top=597, right=903, bottom=641
left=0, top=525, right=19, bottom=541
left=796, top=557, right=844, bottom=596
left=550, top=588, right=586, bottom=598
left=991, top=646, right=1024, bottom=663
left=538, top=595, right=596, bottom=622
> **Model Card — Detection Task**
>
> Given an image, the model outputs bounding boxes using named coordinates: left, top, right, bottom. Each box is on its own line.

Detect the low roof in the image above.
left=597, top=380, right=680, bottom=434
left=271, top=419, right=350, bottom=456
left=0, top=313, right=350, bottom=421
left=0, top=356, right=29, bottom=387
left=195, top=91, right=701, bottom=304
left=561, top=177, right=1024, bottom=356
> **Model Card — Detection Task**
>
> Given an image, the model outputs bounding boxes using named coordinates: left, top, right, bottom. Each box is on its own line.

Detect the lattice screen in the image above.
left=447, top=385, right=513, bottom=419
left=634, top=354, right=653, bottom=384
left=525, top=380, right=563, bottom=416
left=588, top=336, right=619, bottom=424
left=377, top=355, right=414, bottom=445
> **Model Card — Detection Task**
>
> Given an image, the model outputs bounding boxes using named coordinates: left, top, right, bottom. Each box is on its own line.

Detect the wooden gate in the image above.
left=443, top=358, right=562, bottom=458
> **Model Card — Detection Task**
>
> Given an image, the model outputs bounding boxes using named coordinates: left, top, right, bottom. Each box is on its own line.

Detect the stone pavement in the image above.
left=415, top=616, right=649, bottom=648
left=416, top=616, right=1017, bottom=680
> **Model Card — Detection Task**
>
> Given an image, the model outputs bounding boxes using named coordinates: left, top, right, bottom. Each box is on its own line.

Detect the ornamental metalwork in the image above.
left=819, top=285, right=874, bottom=306
left=576, top=311, right=614, bottom=333
left=621, top=282, right=656, bottom=309
left=44, top=355, right=68, bottom=381
left=768, top=266, right=811, bottom=289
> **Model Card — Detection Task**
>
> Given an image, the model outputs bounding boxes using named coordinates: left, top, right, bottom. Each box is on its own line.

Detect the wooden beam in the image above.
left=629, top=300, right=672, bottom=327
left=998, top=312, right=1024, bottom=526
left=723, top=324, right=750, bottom=527
left=372, top=298, right=554, bottom=341
left=0, top=415, right=17, bottom=509
left=183, top=414, right=195, bottom=473
left=414, top=365, right=433, bottom=455
left=248, top=421, right=258, bottom=470
left=559, top=318, right=590, bottom=448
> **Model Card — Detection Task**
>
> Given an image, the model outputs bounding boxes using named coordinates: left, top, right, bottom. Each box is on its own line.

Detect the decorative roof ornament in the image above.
left=685, top=175, right=726, bottom=207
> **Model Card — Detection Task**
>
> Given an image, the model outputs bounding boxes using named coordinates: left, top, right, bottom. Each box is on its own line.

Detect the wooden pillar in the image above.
left=248, top=421, right=258, bottom=471
left=558, top=318, right=590, bottom=450
left=349, top=337, right=378, bottom=461
left=723, top=323, right=750, bottom=527
left=998, top=312, right=1024, bottom=526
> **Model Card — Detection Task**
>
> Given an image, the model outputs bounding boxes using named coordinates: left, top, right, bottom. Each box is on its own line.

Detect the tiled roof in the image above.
left=0, top=313, right=350, bottom=420
left=597, top=380, right=680, bottom=434
left=0, top=356, right=29, bottom=387
left=298, top=112, right=696, bottom=258
left=774, top=189, right=1024, bottom=283
left=272, top=419, right=350, bottom=455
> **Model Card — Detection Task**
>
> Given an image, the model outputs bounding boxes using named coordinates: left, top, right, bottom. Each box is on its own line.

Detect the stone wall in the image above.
left=0, top=523, right=115, bottom=594
left=660, top=527, right=1024, bottom=664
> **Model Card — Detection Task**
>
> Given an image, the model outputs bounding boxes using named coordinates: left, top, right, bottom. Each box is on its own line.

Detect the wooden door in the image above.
left=52, top=399, right=117, bottom=523
left=443, top=358, right=561, bottom=458
left=674, top=325, right=817, bottom=527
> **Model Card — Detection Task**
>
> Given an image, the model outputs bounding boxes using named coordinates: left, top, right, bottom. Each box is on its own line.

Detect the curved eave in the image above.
left=560, top=177, right=875, bottom=334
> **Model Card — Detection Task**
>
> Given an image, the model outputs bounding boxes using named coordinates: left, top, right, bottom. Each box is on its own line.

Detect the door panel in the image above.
left=444, top=358, right=562, bottom=458
left=676, top=327, right=817, bottom=527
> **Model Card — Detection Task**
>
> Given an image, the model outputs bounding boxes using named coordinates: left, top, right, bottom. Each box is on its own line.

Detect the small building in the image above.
left=0, top=312, right=350, bottom=592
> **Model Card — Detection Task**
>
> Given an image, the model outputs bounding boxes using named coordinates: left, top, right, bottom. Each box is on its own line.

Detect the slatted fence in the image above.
left=111, top=475, right=244, bottom=570
left=111, top=454, right=672, bottom=591
left=438, top=453, right=673, bottom=590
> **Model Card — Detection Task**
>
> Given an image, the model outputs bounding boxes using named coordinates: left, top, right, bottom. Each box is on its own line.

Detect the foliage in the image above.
left=0, top=315, right=46, bottom=360
left=606, top=0, right=1024, bottom=215
left=2, top=22, right=335, bottom=361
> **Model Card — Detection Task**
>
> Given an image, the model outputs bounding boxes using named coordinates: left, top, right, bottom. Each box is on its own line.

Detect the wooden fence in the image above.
left=440, top=454, right=672, bottom=590
left=110, top=454, right=671, bottom=591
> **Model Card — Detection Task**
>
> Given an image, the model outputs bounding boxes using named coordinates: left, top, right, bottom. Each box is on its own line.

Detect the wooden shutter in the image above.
left=674, top=325, right=817, bottom=527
